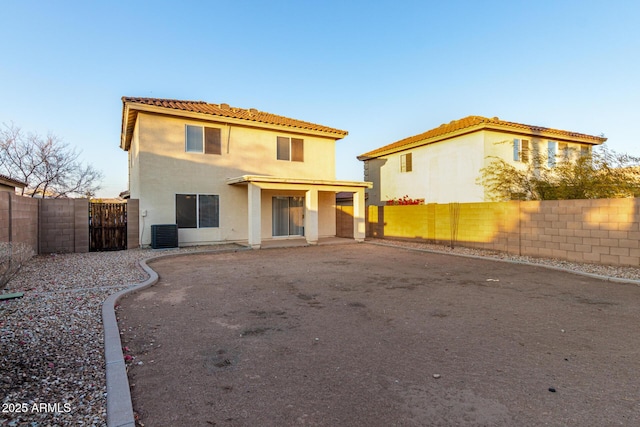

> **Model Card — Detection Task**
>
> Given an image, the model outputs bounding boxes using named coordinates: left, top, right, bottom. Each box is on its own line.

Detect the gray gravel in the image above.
left=2, top=240, right=639, bottom=425
left=0, top=246, right=239, bottom=426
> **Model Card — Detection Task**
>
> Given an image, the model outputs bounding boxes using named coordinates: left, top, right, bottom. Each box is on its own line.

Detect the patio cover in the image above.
left=227, top=175, right=372, bottom=248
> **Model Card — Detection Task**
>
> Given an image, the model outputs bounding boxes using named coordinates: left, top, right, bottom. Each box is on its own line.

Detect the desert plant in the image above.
left=478, top=144, right=640, bottom=201
left=0, top=242, right=34, bottom=290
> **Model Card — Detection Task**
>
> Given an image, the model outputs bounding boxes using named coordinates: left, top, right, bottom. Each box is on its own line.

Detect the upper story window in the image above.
left=513, top=139, right=530, bottom=162
left=580, top=144, right=591, bottom=157
left=547, top=141, right=557, bottom=167
left=400, top=153, right=412, bottom=172
left=185, top=125, right=221, bottom=155
left=558, top=143, right=570, bottom=161
left=277, top=136, right=304, bottom=161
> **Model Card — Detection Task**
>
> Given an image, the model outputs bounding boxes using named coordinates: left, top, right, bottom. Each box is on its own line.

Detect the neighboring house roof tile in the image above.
left=0, top=173, right=27, bottom=188
left=358, top=115, right=607, bottom=159
left=121, top=97, right=348, bottom=150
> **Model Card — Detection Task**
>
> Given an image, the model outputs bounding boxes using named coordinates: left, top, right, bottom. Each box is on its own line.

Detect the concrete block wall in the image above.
left=367, top=198, right=640, bottom=267
left=39, top=198, right=89, bottom=254
left=2, top=196, right=140, bottom=254
left=0, top=192, right=9, bottom=243
left=0, top=192, right=39, bottom=252
left=127, top=199, right=140, bottom=249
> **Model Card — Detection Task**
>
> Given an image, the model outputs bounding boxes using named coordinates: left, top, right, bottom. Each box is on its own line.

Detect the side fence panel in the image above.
left=0, top=192, right=39, bottom=253
left=39, top=198, right=89, bottom=254
left=367, top=198, right=640, bottom=267
left=127, top=199, right=139, bottom=249
left=1, top=196, right=140, bottom=254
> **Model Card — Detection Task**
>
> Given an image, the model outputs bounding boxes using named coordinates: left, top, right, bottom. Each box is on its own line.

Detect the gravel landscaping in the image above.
left=0, top=245, right=240, bottom=426
left=1, top=239, right=640, bottom=425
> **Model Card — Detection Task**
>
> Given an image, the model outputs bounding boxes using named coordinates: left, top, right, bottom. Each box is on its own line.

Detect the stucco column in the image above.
left=248, top=183, right=261, bottom=249
left=305, top=188, right=319, bottom=245
left=353, top=188, right=366, bottom=242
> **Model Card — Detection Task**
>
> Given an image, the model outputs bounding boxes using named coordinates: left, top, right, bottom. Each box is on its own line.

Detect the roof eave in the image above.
left=120, top=101, right=348, bottom=145
left=358, top=123, right=606, bottom=160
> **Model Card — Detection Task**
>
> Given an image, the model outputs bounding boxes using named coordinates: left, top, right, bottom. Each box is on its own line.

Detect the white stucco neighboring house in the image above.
left=120, top=97, right=371, bottom=248
left=357, top=116, right=607, bottom=205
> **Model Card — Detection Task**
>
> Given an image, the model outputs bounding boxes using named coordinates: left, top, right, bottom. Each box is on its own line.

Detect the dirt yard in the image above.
left=118, top=243, right=640, bottom=426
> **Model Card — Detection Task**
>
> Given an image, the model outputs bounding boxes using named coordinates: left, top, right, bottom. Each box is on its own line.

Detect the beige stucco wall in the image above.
left=129, top=113, right=338, bottom=246
left=371, top=132, right=486, bottom=205
left=366, top=130, right=594, bottom=205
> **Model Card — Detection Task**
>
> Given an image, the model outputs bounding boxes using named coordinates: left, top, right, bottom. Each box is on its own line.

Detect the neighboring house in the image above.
left=358, top=116, right=607, bottom=205
left=120, top=97, right=371, bottom=248
left=0, top=174, right=27, bottom=193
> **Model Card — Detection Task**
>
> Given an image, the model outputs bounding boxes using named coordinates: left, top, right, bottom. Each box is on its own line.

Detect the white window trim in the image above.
left=185, top=125, right=204, bottom=153
left=400, top=152, right=412, bottom=173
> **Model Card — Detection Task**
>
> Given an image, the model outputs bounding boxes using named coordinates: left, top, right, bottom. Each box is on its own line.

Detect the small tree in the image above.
left=0, top=242, right=34, bottom=290
left=0, top=123, right=103, bottom=198
left=478, top=144, right=640, bottom=201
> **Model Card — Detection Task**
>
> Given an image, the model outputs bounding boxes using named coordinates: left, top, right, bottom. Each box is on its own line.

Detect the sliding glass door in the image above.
left=272, top=196, right=304, bottom=237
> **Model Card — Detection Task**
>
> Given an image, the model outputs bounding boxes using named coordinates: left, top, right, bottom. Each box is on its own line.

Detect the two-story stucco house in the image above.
left=120, top=97, right=371, bottom=248
left=358, top=116, right=607, bottom=205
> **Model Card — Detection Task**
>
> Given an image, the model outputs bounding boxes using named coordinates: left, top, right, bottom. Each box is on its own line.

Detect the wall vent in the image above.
left=150, top=224, right=178, bottom=249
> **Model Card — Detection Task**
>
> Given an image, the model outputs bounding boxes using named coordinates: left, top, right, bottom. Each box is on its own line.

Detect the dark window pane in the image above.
left=199, top=195, right=219, bottom=228
left=406, top=153, right=412, bottom=172
left=291, top=138, right=304, bottom=162
left=277, top=136, right=290, bottom=160
left=186, top=125, right=203, bottom=152
left=176, top=194, right=197, bottom=228
left=205, top=127, right=222, bottom=155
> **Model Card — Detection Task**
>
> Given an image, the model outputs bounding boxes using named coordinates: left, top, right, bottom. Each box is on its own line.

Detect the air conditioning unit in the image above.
left=150, top=224, right=178, bottom=249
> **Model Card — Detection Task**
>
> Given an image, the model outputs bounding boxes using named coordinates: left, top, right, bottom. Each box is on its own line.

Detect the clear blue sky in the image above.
left=1, top=0, right=638, bottom=197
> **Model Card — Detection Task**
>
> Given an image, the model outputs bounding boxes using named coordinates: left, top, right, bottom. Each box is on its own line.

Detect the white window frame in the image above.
left=276, top=136, right=304, bottom=162
left=400, top=153, right=412, bottom=173
left=547, top=141, right=557, bottom=168
left=185, top=125, right=204, bottom=153
left=514, top=139, right=530, bottom=163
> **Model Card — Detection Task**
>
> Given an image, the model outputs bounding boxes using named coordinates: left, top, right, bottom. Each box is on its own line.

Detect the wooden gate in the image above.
left=336, top=205, right=354, bottom=238
left=89, top=202, right=127, bottom=251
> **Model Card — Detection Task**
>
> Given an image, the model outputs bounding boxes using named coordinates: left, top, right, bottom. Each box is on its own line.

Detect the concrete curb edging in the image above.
left=366, top=241, right=640, bottom=286
left=102, top=259, right=158, bottom=427
left=102, top=247, right=249, bottom=427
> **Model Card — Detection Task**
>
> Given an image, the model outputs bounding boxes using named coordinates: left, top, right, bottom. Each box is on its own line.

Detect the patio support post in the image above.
left=305, top=188, right=319, bottom=245
left=353, top=188, right=366, bottom=242
left=248, top=183, right=261, bottom=249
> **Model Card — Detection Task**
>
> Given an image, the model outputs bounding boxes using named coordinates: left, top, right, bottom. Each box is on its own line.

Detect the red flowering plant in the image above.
left=385, top=195, right=425, bottom=205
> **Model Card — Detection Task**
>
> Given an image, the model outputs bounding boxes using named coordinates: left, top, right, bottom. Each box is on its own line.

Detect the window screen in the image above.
left=205, top=127, right=222, bottom=155
left=198, top=195, right=219, bottom=228
left=291, top=138, right=304, bottom=162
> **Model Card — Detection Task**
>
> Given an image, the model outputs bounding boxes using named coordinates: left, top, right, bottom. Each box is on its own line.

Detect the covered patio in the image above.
left=226, top=175, right=372, bottom=249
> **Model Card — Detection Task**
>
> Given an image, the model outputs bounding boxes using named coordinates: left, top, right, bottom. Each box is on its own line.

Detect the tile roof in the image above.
left=0, top=173, right=27, bottom=188
left=121, top=97, right=347, bottom=150
left=358, top=115, right=607, bottom=159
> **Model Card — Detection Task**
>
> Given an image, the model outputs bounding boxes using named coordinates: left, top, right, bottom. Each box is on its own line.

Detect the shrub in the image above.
left=386, top=195, right=425, bottom=205
left=0, top=242, right=35, bottom=290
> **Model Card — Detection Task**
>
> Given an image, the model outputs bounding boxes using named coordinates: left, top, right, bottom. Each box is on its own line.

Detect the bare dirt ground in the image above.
left=118, top=243, right=640, bottom=426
